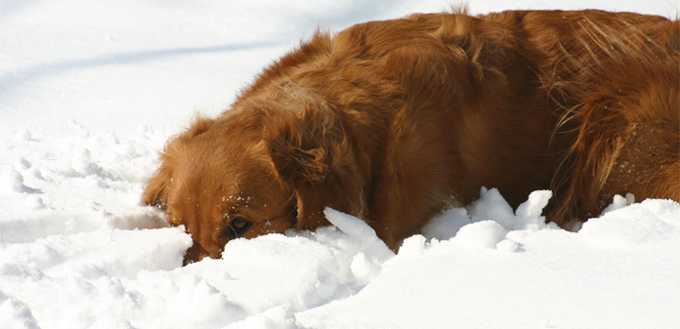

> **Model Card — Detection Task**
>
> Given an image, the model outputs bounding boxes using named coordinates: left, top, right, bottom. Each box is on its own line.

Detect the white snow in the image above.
left=1, top=0, right=679, bottom=328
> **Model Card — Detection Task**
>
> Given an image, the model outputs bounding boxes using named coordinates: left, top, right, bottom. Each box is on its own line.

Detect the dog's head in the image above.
left=144, top=93, right=365, bottom=264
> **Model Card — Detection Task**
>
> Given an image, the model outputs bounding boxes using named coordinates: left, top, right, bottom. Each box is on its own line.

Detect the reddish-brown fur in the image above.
left=143, top=10, right=680, bottom=264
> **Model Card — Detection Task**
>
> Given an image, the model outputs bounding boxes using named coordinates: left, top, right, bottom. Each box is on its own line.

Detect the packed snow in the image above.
left=1, top=0, right=679, bottom=328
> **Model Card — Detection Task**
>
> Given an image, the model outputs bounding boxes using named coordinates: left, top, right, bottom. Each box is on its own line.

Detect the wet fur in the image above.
left=144, top=10, right=680, bottom=264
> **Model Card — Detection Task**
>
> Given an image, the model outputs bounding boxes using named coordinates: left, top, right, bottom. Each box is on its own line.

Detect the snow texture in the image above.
left=1, top=0, right=678, bottom=328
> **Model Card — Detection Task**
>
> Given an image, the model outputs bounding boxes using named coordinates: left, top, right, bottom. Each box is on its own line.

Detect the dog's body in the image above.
left=144, top=10, right=680, bottom=264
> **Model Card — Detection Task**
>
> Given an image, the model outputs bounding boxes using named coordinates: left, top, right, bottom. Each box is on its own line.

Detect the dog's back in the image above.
left=319, top=10, right=680, bottom=231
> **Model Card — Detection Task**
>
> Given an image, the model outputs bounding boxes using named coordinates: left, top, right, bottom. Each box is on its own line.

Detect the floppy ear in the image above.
left=265, top=108, right=366, bottom=230
left=143, top=116, right=216, bottom=208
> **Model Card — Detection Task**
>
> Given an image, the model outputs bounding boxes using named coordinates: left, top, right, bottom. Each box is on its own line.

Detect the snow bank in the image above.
left=1, top=0, right=678, bottom=328
left=3, top=185, right=678, bottom=328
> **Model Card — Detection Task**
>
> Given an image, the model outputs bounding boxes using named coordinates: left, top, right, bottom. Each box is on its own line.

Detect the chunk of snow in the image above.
left=0, top=168, right=28, bottom=194
left=324, top=207, right=378, bottom=241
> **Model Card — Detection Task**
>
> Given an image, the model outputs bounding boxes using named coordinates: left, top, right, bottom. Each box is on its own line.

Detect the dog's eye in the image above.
left=226, top=217, right=252, bottom=238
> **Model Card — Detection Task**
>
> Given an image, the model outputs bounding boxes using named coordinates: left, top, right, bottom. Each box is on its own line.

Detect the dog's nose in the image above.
left=183, top=242, right=224, bottom=265
left=183, top=243, right=210, bottom=265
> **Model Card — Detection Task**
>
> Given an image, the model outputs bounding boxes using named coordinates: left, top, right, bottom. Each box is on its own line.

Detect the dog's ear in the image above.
left=143, top=116, right=216, bottom=208
left=265, top=107, right=366, bottom=230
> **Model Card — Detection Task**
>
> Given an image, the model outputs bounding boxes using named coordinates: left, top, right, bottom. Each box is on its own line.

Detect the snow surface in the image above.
left=1, top=0, right=679, bottom=328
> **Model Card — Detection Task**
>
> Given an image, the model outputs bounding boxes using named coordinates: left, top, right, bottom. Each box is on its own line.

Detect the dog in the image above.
left=143, top=9, right=679, bottom=264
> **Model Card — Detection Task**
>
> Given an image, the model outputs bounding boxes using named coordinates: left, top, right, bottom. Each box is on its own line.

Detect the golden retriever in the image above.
left=143, top=10, right=679, bottom=264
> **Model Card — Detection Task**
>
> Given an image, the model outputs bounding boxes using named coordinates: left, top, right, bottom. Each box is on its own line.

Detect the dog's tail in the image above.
left=547, top=13, right=680, bottom=228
